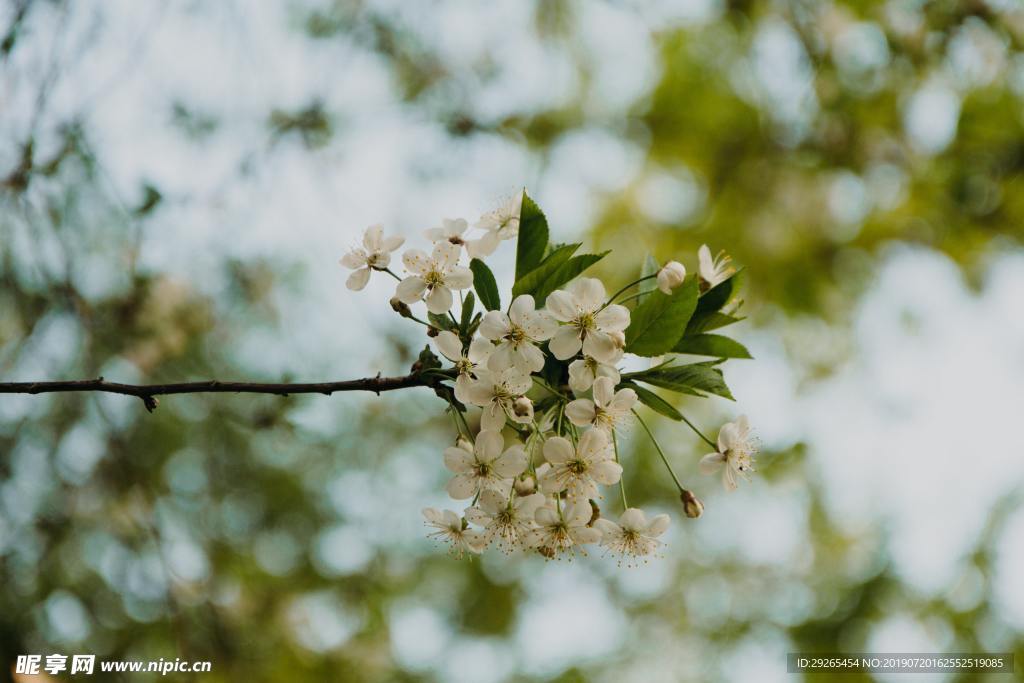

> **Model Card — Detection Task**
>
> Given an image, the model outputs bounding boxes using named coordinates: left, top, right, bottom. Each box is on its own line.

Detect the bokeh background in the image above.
left=2, top=0, right=1023, bottom=681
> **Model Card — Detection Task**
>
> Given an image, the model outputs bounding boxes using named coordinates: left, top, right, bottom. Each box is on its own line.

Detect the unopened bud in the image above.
left=514, top=473, right=536, bottom=496
left=455, top=436, right=472, bottom=452
left=512, top=396, right=533, bottom=418
left=426, top=326, right=439, bottom=337
left=390, top=297, right=413, bottom=318
left=656, top=260, right=687, bottom=295
left=680, top=489, right=704, bottom=519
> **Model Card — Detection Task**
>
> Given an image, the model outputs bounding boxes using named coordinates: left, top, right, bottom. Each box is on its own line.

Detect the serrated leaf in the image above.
left=624, top=277, right=699, bottom=356
left=673, top=333, right=752, bottom=359
left=470, top=258, right=501, bottom=311
left=533, top=251, right=610, bottom=301
left=511, top=243, right=580, bottom=297
left=623, top=382, right=683, bottom=421
left=515, top=191, right=548, bottom=280
left=626, top=361, right=734, bottom=400
left=460, top=291, right=476, bottom=333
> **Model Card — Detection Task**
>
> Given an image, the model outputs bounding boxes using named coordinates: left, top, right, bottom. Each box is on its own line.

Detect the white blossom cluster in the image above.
left=341, top=193, right=758, bottom=564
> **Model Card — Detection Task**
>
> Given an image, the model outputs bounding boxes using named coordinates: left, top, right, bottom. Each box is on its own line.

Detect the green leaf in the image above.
left=470, top=258, right=501, bottom=311
left=624, top=277, right=699, bottom=356
left=673, top=333, right=752, bottom=359
left=623, top=382, right=683, bottom=421
left=460, top=291, right=476, bottom=333
left=511, top=243, right=580, bottom=297
left=515, top=191, right=548, bottom=280
left=636, top=253, right=660, bottom=302
left=428, top=312, right=456, bottom=331
left=686, top=270, right=742, bottom=333
left=685, top=311, right=742, bottom=335
left=532, top=251, right=610, bottom=301
left=626, top=361, right=734, bottom=400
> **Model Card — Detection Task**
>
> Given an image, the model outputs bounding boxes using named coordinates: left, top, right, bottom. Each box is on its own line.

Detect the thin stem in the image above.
left=612, top=429, right=628, bottom=510
left=532, top=376, right=566, bottom=399
left=615, top=291, right=645, bottom=307
left=382, top=267, right=403, bottom=282
left=633, top=409, right=685, bottom=492
left=601, top=273, right=657, bottom=310
left=678, top=411, right=717, bottom=450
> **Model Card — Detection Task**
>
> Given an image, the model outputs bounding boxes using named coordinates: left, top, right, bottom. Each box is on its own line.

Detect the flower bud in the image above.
left=455, top=436, right=472, bottom=452
left=426, top=326, right=439, bottom=338
left=512, top=396, right=533, bottom=418
left=608, top=330, right=626, bottom=350
left=390, top=297, right=413, bottom=318
left=656, top=260, right=687, bottom=295
left=514, top=473, right=536, bottom=496
left=680, top=489, right=704, bottom=519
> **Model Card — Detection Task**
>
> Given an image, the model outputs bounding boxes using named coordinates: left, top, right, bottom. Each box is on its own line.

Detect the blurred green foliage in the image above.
left=1, top=1, right=1022, bottom=682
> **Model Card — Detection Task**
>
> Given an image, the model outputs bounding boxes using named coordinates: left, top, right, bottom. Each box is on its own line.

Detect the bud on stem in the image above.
left=680, top=489, right=704, bottom=518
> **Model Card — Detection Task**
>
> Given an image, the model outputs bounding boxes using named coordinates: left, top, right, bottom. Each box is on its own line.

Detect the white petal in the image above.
left=619, top=508, right=647, bottom=531
left=422, top=507, right=445, bottom=524
left=478, top=311, right=511, bottom=340
left=395, top=276, right=427, bottom=304
left=475, top=430, right=504, bottom=462
left=544, top=290, right=577, bottom=322
left=582, top=331, right=618, bottom=364
left=466, top=231, right=500, bottom=258
left=487, top=343, right=516, bottom=373
left=570, top=278, right=606, bottom=312
left=593, top=518, right=620, bottom=537
left=646, top=514, right=670, bottom=537
left=432, top=241, right=461, bottom=271
left=578, top=426, right=609, bottom=457
left=467, top=338, right=494, bottom=364
left=698, top=245, right=714, bottom=279
left=526, top=311, right=558, bottom=340
left=501, top=368, right=532, bottom=395
left=590, top=460, right=623, bottom=485
left=454, top=374, right=473, bottom=403
left=565, top=502, right=592, bottom=527
left=723, top=465, right=738, bottom=492
left=718, top=422, right=739, bottom=452
left=445, top=266, right=474, bottom=289
left=478, top=489, right=506, bottom=515
left=595, top=304, right=630, bottom=332
left=699, top=452, right=726, bottom=474
left=568, top=359, right=596, bottom=393
left=363, top=224, right=384, bottom=251
left=549, top=327, right=582, bottom=360
left=535, top=507, right=559, bottom=526
left=481, top=403, right=506, bottom=432
left=425, top=285, right=453, bottom=314
left=443, top=446, right=474, bottom=473
left=565, top=399, right=596, bottom=426
left=592, top=376, right=615, bottom=407
left=402, top=248, right=430, bottom=276
left=518, top=343, right=546, bottom=374
left=435, top=330, right=464, bottom=362
left=543, top=437, right=575, bottom=464
left=340, top=249, right=367, bottom=269
left=383, top=235, right=405, bottom=252
left=493, top=446, right=527, bottom=478
left=345, top=267, right=372, bottom=291
left=446, top=473, right=478, bottom=499
left=508, top=295, right=535, bottom=325
left=574, top=527, right=602, bottom=545
left=608, top=387, right=638, bottom=413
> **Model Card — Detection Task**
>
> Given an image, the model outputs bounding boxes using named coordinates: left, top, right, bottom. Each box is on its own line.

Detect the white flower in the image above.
left=464, top=367, right=534, bottom=432
left=699, top=415, right=757, bottom=492
left=478, top=294, right=558, bottom=373
left=422, top=508, right=485, bottom=558
left=443, top=430, right=527, bottom=499
left=698, top=244, right=735, bottom=289
left=465, top=489, right=546, bottom=551
left=469, top=193, right=522, bottom=258
left=545, top=278, right=630, bottom=364
left=568, top=355, right=621, bottom=393
left=396, top=241, right=474, bottom=314
left=565, top=376, right=637, bottom=432
left=525, top=501, right=601, bottom=556
left=593, top=508, right=670, bottom=565
left=339, top=224, right=405, bottom=291
left=434, top=331, right=492, bottom=403
left=539, top=429, right=622, bottom=501
left=656, top=260, right=687, bottom=295
left=424, top=217, right=470, bottom=254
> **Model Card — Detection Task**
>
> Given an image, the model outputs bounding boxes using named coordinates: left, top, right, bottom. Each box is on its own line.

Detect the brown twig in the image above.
left=0, top=374, right=433, bottom=412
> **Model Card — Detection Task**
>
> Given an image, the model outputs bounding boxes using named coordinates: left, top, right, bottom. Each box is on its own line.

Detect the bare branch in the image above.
left=0, top=374, right=435, bottom=412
